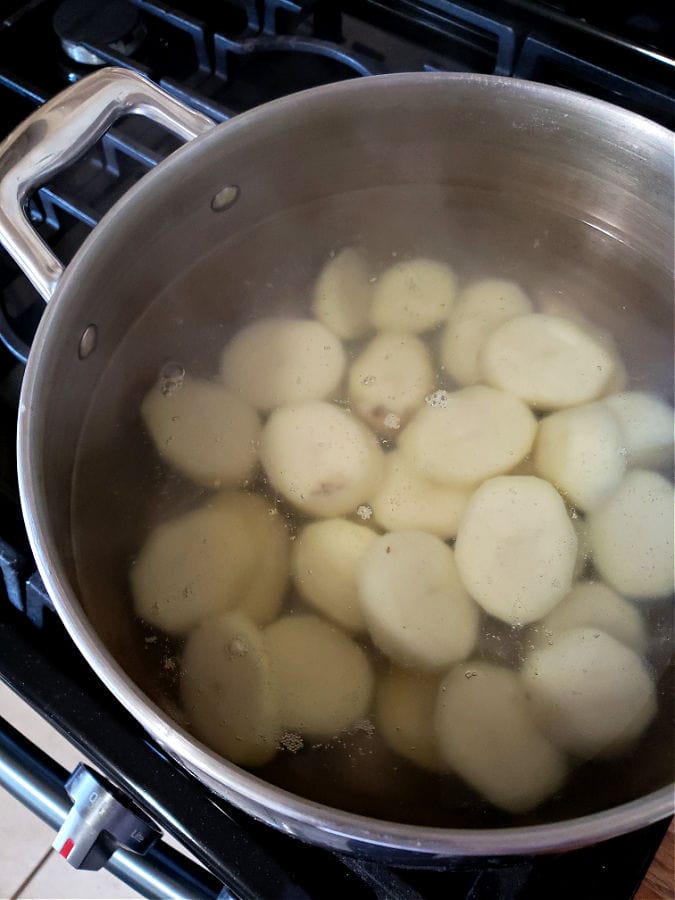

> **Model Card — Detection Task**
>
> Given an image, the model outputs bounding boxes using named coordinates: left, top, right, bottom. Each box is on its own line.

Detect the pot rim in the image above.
left=17, top=71, right=675, bottom=857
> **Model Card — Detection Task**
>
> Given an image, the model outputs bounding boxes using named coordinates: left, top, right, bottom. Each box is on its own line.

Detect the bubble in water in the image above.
left=159, top=362, right=185, bottom=397
left=279, top=732, right=304, bottom=753
left=228, top=636, right=248, bottom=658
left=425, top=389, right=449, bottom=408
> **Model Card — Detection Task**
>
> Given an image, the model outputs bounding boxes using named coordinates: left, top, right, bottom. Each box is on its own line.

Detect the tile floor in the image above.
left=0, top=679, right=142, bottom=899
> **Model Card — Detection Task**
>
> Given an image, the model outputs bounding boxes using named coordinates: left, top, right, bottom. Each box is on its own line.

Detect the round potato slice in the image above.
left=454, top=476, right=578, bottom=626
left=376, top=669, right=443, bottom=771
left=141, top=375, right=260, bottom=488
left=440, top=278, right=532, bottom=385
left=398, top=385, right=537, bottom=486
left=264, top=615, right=374, bottom=740
left=131, top=499, right=256, bottom=635
left=522, top=627, right=657, bottom=758
left=220, top=318, right=345, bottom=411
left=587, top=469, right=674, bottom=599
left=530, top=581, right=647, bottom=654
left=292, top=519, right=376, bottom=632
left=534, top=402, right=626, bottom=512
left=358, top=531, right=479, bottom=670
left=369, top=450, right=471, bottom=539
left=349, top=332, right=433, bottom=433
left=181, top=612, right=279, bottom=767
left=370, top=258, right=457, bottom=333
left=604, top=392, right=674, bottom=469
left=212, top=492, right=290, bottom=626
left=259, top=402, right=383, bottom=517
left=480, top=314, right=617, bottom=410
left=311, top=247, right=373, bottom=339
left=435, top=662, right=567, bottom=814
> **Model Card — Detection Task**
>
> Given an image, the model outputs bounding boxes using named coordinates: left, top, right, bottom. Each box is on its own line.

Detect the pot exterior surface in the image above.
left=16, top=72, right=674, bottom=860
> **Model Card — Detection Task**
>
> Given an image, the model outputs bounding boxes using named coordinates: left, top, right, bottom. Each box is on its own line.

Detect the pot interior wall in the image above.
left=27, top=78, right=673, bottom=832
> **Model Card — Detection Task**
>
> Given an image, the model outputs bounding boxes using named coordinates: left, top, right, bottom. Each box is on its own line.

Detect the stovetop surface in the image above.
left=0, top=1, right=673, bottom=897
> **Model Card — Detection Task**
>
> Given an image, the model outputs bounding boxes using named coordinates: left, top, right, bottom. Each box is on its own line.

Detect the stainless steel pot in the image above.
left=1, top=67, right=672, bottom=862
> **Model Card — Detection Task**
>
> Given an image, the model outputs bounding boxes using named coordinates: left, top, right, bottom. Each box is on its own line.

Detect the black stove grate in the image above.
left=0, top=1, right=672, bottom=896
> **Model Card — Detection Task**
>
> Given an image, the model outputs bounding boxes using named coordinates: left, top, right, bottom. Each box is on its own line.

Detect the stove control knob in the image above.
left=53, top=764, right=160, bottom=870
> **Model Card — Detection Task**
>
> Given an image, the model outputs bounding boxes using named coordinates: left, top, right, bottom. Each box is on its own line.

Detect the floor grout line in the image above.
left=10, top=846, right=53, bottom=900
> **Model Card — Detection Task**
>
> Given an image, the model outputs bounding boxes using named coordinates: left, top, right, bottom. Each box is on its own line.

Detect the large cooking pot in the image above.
left=1, top=67, right=672, bottom=862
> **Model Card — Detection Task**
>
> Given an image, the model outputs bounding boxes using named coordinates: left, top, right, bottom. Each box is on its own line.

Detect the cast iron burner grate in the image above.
left=0, top=1, right=672, bottom=896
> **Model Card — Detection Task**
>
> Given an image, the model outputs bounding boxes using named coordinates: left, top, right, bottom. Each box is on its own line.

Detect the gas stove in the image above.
left=0, top=2, right=672, bottom=897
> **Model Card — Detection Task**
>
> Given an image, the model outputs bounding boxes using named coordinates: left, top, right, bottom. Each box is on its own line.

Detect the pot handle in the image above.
left=0, top=67, right=215, bottom=302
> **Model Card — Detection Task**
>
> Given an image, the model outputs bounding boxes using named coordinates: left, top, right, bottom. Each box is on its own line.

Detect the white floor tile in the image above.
left=0, top=679, right=206, bottom=895
left=0, top=787, right=53, bottom=899
left=19, top=851, right=143, bottom=899
left=0, top=679, right=85, bottom=773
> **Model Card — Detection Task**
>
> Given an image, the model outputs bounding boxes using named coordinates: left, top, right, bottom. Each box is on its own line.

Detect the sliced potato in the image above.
left=587, top=469, right=674, bottom=599
left=440, top=278, right=532, bottom=385
left=530, top=581, right=647, bottom=654
left=211, top=492, right=290, bottom=626
left=435, top=662, right=567, bottom=813
left=264, top=614, right=374, bottom=740
left=259, top=402, right=383, bottom=517
left=454, top=476, right=577, bottom=626
left=311, top=247, right=373, bottom=339
left=349, top=332, right=433, bottom=433
left=522, top=627, right=656, bottom=758
left=398, top=385, right=537, bottom=486
left=369, top=450, right=471, bottom=539
left=358, top=531, right=479, bottom=669
left=181, top=612, right=279, bottom=766
left=370, top=258, right=457, bottom=333
left=534, top=402, right=626, bottom=512
left=292, top=519, right=376, bottom=632
left=141, top=375, right=260, bottom=488
left=480, top=314, right=616, bottom=410
left=376, top=669, right=443, bottom=771
left=220, top=318, right=345, bottom=411
left=131, top=498, right=256, bottom=635
left=604, top=391, right=674, bottom=469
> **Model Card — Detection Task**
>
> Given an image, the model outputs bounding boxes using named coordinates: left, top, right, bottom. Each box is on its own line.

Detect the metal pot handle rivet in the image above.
left=0, top=67, right=214, bottom=303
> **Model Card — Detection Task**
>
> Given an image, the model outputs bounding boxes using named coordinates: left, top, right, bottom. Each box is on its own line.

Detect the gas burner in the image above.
left=52, top=0, right=146, bottom=66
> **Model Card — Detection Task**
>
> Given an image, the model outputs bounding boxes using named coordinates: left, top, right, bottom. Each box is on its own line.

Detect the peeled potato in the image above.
left=264, top=615, right=374, bottom=740
left=530, top=581, right=647, bottom=654
left=349, top=332, right=433, bottom=433
left=534, top=402, right=626, bottom=512
left=292, top=519, right=376, bottom=632
left=440, top=278, right=532, bottom=385
left=369, top=450, right=471, bottom=539
left=259, top=402, right=383, bottom=517
left=220, top=318, right=345, bottom=411
left=480, top=314, right=616, bottom=410
left=358, top=531, right=479, bottom=669
left=370, top=258, right=457, bottom=333
left=435, top=663, right=567, bottom=814
left=131, top=499, right=256, bottom=635
left=398, top=385, right=537, bottom=486
left=141, top=375, right=260, bottom=488
left=311, top=247, right=373, bottom=339
left=212, top=492, right=290, bottom=626
left=376, top=669, right=443, bottom=771
left=454, top=476, right=577, bottom=626
left=604, top=392, right=674, bottom=469
left=588, top=469, right=674, bottom=599
left=181, top=612, right=279, bottom=766
left=522, top=627, right=656, bottom=758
